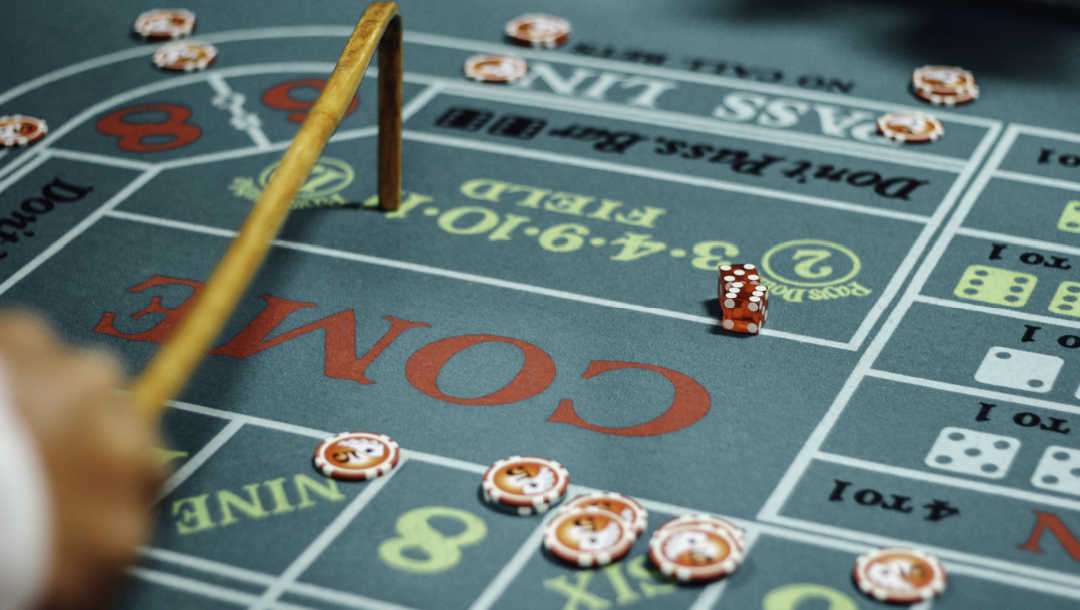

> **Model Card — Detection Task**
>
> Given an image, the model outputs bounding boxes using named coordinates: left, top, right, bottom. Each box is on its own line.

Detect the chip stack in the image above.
left=718, top=263, right=768, bottom=335
left=648, top=514, right=747, bottom=582
left=133, top=8, right=197, bottom=40
left=313, top=431, right=401, bottom=481
left=504, top=14, right=571, bottom=48
left=912, top=65, right=979, bottom=107
left=877, top=111, right=944, bottom=144
left=0, top=115, right=48, bottom=148
left=482, top=456, right=570, bottom=515
left=853, top=547, right=947, bottom=603
left=463, top=54, right=528, bottom=84
left=543, top=491, right=649, bottom=567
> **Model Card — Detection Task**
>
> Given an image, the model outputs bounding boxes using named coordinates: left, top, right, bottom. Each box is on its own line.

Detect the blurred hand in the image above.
left=0, top=312, right=164, bottom=610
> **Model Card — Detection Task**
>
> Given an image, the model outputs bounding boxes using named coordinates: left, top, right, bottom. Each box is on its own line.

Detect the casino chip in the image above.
left=313, top=432, right=400, bottom=481
left=559, top=492, right=648, bottom=536
left=482, top=456, right=570, bottom=515
left=505, top=14, right=571, bottom=49
left=134, top=9, right=196, bottom=40
left=0, top=115, right=48, bottom=147
left=544, top=506, right=636, bottom=567
left=658, top=514, right=746, bottom=550
left=153, top=40, right=218, bottom=72
left=464, top=54, right=528, bottom=84
left=876, top=111, right=944, bottom=144
left=648, top=516, right=745, bottom=582
left=853, top=547, right=946, bottom=604
left=912, top=65, right=978, bottom=106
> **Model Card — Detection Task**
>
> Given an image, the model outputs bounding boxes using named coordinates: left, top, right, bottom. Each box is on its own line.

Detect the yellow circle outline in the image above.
left=258, top=156, right=355, bottom=199
left=761, top=239, right=861, bottom=288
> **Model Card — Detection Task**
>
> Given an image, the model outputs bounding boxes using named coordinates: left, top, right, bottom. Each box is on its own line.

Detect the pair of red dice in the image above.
left=717, top=263, right=768, bottom=335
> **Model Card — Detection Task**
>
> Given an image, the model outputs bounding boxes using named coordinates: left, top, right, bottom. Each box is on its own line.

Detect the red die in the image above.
left=717, top=263, right=761, bottom=293
left=720, top=281, right=768, bottom=335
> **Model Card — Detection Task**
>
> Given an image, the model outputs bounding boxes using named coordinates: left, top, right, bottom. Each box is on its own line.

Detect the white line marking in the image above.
left=994, top=169, right=1080, bottom=194
left=467, top=517, right=550, bottom=610
left=0, top=29, right=349, bottom=108
left=954, top=226, right=1080, bottom=257
left=0, top=151, right=38, bottom=182
left=288, top=582, right=420, bottom=610
left=27, top=63, right=338, bottom=156
left=157, top=398, right=1080, bottom=596
left=165, top=401, right=487, bottom=477
left=1008, top=124, right=1080, bottom=145
left=105, top=209, right=852, bottom=350
left=816, top=451, right=1080, bottom=512
left=157, top=125, right=379, bottom=171
left=406, top=130, right=929, bottom=224
left=45, top=148, right=156, bottom=171
left=167, top=400, right=329, bottom=438
left=914, top=295, right=1080, bottom=331
left=401, top=82, right=444, bottom=122
left=756, top=121, right=1006, bottom=520
left=0, top=26, right=994, bottom=136
left=251, top=461, right=402, bottom=610
left=207, top=74, right=272, bottom=149
left=157, top=419, right=245, bottom=502
left=160, top=142, right=284, bottom=170
left=386, top=66, right=964, bottom=172
left=0, top=168, right=160, bottom=297
left=403, top=448, right=487, bottom=475
left=128, top=568, right=270, bottom=607
left=865, top=369, right=1080, bottom=416
left=0, top=153, right=49, bottom=196
left=402, top=31, right=997, bottom=129
left=847, top=122, right=1003, bottom=350
left=767, top=513, right=1080, bottom=590
left=0, top=32, right=1065, bottom=603
left=751, top=519, right=1076, bottom=602
left=140, top=547, right=276, bottom=586
left=439, top=79, right=965, bottom=172
left=688, top=530, right=760, bottom=610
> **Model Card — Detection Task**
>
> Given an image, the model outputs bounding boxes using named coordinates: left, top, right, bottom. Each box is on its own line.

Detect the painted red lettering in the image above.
left=212, top=295, right=429, bottom=385
left=94, top=275, right=204, bottom=342
left=405, top=334, right=556, bottom=405
left=1019, top=511, right=1080, bottom=560
left=548, top=360, right=710, bottom=436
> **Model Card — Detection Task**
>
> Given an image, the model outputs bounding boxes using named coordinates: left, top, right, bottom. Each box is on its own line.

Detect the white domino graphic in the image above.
left=925, top=427, right=1020, bottom=479
left=974, top=346, right=1063, bottom=394
left=1031, top=446, right=1080, bottom=497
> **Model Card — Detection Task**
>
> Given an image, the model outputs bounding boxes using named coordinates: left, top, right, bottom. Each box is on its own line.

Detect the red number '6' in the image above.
left=262, top=79, right=360, bottom=123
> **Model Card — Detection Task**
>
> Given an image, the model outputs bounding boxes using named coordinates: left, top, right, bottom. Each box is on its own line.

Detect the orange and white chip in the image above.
left=544, top=506, right=636, bottom=567
left=648, top=519, right=744, bottom=582
left=911, top=65, right=979, bottom=106
left=153, top=40, right=218, bottom=72
left=913, top=65, right=977, bottom=95
left=853, top=547, right=947, bottom=604
left=505, top=14, right=571, bottom=49
left=658, top=514, right=746, bottom=550
left=464, top=54, right=528, bottom=84
left=482, top=456, right=570, bottom=514
left=0, top=115, right=48, bottom=147
left=560, top=492, right=648, bottom=536
left=313, top=432, right=400, bottom=481
left=877, top=111, right=944, bottom=143
left=134, top=9, right=196, bottom=40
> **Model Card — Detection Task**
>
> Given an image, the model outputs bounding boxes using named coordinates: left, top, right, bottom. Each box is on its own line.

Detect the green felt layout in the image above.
left=2, top=1, right=1079, bottom=609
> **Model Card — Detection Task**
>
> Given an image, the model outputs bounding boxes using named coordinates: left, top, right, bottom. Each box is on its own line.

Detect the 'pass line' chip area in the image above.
left=1, top=1, right=1079, bottom=609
